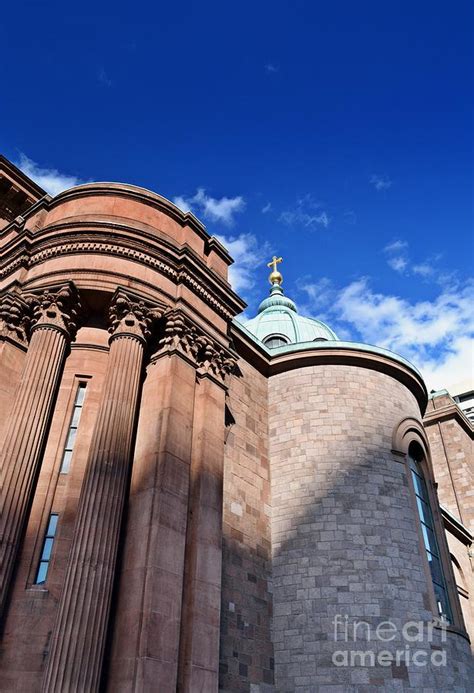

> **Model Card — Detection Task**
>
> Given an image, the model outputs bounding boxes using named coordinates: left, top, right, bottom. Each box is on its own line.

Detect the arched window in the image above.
left=263, top=334, right=289, bottom=349
left=408, top=444, right=452, bottom=623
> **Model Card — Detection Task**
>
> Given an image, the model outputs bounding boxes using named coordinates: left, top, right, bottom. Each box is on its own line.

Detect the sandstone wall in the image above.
left=425, top=394, right=474, bottom=533
left=220, top=359, right=274, bottom=692
left=268, top=363, right=473, bottom=691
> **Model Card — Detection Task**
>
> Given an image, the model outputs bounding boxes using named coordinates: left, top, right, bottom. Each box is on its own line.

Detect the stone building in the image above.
left=0, top=154, right=472, bottom=691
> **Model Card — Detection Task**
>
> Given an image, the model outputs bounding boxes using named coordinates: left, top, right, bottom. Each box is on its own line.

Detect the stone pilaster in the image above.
left=0, top=283, right=79, bottom=620
left=41, top=291, right=159, bottom=693
left=107, top=310, right=198, bottom=691
left=107, top=312, right=235, bottom=692
left=178, top=342, right=236, bottom=692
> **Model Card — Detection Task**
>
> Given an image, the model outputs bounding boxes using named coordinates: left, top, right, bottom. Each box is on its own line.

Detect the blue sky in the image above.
left=1, top=1, right=472, bottom=390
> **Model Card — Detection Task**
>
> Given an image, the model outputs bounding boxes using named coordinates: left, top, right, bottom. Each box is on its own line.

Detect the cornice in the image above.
left=205, top=236, right=234, bottom=265
left=423, top=403, right=474, bottom=438
left=0, top=196, right=51, bottom=237
left=230, top=321, right=428, bottom=412
left=0, top=222, right=246, bottom=320
left=441, top=506, right=473, bottom=546
left=0, top=155, right=47, bottom=200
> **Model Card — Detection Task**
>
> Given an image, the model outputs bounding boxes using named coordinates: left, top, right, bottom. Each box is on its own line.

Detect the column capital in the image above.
left=108, top=289, right=163, bottom=345
left=155, top=310, right=238, bottom=386
left=0, top=291, right=31, bottom=348
left=27, top=282, right=81, bottom=341
left=194, top=334, right=238, bottom=386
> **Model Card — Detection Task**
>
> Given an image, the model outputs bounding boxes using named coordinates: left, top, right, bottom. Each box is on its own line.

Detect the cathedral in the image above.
left=0, top=154, right=472, bottom=692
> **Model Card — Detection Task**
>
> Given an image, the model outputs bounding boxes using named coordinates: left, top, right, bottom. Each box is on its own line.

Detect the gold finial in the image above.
left=267, top=255, right=283, bottom=285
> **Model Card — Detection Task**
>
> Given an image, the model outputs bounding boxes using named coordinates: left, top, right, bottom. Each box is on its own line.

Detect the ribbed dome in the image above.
left=244, top=283, right=338, bottom=347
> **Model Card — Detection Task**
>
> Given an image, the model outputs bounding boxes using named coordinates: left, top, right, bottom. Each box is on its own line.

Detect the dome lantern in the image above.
left=244, top=256, right=338, bottom=347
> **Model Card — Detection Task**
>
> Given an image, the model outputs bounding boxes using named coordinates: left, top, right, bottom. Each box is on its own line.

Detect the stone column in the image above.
left=42, top=290, right=159, bottom=693
left=107, top=311, right=199, bottom=692
left=0, top=284, right=79, bottom=620
left=178, top=343, right=235, bottom=692
left=106, top=314, right=235, bottom=692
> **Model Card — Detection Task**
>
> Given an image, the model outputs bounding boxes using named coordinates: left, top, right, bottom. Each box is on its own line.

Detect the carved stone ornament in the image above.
left=108, top=290, right=162, bottom=343
left=27, top=283, right=81, bottom=341
left=157, top=310, right=237, bottom=382
left=0, top=291, right=31, bottom=345
left=194, top=334, right=238, bottom=381
left=158, top=312, right=199, bottom=359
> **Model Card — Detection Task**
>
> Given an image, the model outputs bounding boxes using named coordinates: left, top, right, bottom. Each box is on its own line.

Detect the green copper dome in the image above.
left=244, top=261, right=338, bottom=348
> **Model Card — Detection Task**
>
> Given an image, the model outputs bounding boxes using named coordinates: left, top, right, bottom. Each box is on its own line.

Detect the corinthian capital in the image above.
left=108, top=290, right=162, bottom=343
left=157, top=312, right=199, bottom=360
left=157, top=310, right=238, bottom=383
left=194, top=335, right=238, bottom=383
left=28, top=283, right=81, bottom=341
left=0, top=291, right=31, bottom=346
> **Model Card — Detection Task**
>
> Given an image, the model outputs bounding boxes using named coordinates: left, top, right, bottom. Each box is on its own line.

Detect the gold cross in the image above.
left=267, top=256, right=283, bottom=273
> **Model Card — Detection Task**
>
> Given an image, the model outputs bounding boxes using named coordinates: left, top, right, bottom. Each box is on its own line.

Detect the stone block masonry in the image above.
left=269, top=364, right=473, bottom=691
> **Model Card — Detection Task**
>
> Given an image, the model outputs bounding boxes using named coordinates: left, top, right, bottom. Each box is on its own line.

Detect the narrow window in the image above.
left=35, top=514, right=59, bottom=585
left=60, top=382, right=87, bottom=473
left=409, top=448, right=452, bottom=623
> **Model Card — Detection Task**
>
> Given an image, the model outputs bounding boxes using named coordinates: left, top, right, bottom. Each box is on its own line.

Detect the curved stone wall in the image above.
left=0, top=184, right=243, bottom=333
left=269, top=363, right=473, bottom=691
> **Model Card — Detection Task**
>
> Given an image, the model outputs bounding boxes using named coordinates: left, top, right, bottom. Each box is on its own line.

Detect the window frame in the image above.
left=34, top=512, right=59, bottom=586
left=408, top=444, right=453, bottom=623
left=392, top=417, right=466, bottom=633
left=263, top=333, right=290, bottom=349
left=59, top=380, right=87, bottom=474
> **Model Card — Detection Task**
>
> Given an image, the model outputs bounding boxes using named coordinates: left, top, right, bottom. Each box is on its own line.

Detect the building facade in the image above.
left=0, top=155, right=472, bottom=691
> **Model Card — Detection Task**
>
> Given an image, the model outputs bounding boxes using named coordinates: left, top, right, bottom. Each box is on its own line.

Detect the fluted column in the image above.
left=178, top=344, right=236, bottom=692
left=42, top=291, right=159, bottom=693
left=0, top=284, right=79, bottom=619
left=106, top=311, right=199, bottom=692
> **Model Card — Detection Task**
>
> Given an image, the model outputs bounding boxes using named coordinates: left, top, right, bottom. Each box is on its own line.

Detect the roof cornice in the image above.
left=423, top=402, right=474, bottom=438
left=231, top=320, right=428, bottom=412
left=441, top=506, right=473, bottom=545
left=0, top=220, right=246, bottom=320
left=0, top=155, right=47, bottom=199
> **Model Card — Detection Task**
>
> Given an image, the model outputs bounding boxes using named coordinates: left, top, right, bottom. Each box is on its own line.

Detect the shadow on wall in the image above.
left=219, top=533, right=274, bottom=692
left=266, top=442, right=474, bottom=692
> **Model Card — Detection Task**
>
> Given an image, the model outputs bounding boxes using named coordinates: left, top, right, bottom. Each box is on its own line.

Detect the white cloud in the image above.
left=413, top=262, right=434, bottom=277
left=384, top=240, right=440, bottom=279
left=384, top=239, right=408, bottom=253
left=214, top=232, right=271, bottom=294
left=296, top=276, right=336, bottom=312
left=298, top=276, right=474, bottom=391
left=387, top=256, right=408, bottom=273
left=173, top=188, right=245, bottom=226
left=173, top=195, right=192, bottom=213
left=262, top=202, right=272, bottom=213
left=370, top=174, right=392, bottom=191
left=16, top=154, right=88, bottom=196
left=265, top=63, right=279, bottom=73
left=279, top=195, right=330, bottom=229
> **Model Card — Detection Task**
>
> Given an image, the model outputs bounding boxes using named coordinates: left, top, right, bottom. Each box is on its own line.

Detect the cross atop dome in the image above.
left=243, top=253, right=338, bottom=344
left=267, top=255, right=283, bottom=286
